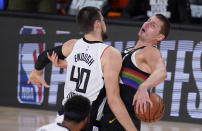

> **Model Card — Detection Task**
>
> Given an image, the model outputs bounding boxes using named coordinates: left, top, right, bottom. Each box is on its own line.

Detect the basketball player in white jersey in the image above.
left=28, top=6, right=137, bottom=131
left=37, top=95, right=91, bottom=131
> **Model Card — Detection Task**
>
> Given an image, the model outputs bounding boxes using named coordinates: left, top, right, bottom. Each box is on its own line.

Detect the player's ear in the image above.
left=157, top=34, right=165, bottom=41
left=94, top=20, right=100, bottom=29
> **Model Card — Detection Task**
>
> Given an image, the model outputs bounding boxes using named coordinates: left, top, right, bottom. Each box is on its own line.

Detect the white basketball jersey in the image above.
left=62, top=38, right=109, bottom=105
left=36, top=123, right=69, bottom=131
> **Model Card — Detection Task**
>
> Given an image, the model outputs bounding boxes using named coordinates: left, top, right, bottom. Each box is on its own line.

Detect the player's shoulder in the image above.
left=63, top=39, right=77, bottom=47
left=103, top=46, right=121, bottom=58
left=143, top=45, right=160, bottom=55
left=142, top=45, right=163, bottom=61
left=62, top=39, right=78, bottom=57
left=104, top=46, right=120, bottom=54
left=101, top=46, right=122, bottom=68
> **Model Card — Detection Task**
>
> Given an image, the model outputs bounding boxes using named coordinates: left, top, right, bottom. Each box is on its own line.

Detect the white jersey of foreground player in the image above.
left=62, top=38, right=109, bottom=105
left=36, top=122, right=70, bottom=131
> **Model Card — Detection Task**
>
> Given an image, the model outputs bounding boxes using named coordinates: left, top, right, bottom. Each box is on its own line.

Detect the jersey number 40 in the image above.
left=70, top=65, right=91, bottom=93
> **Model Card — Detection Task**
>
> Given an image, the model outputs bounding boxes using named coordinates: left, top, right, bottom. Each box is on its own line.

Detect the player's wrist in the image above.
left=139, top=84, right=149, bottom=90
left=33, top=69, right=43, bottom=74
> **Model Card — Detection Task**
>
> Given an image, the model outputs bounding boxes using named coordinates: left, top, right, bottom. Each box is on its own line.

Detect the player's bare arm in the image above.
left=47, top=51, right=67, bottom=68
left=141, top=46, right=167, bottom=89
left=46, top=39, right=77, bottom=69
left=102, top=46, right=137, bottom=131
left=133, top=46, right=167, bottom=114
left=28, top=39, right=76, bottom=87
left=61, top=39, right=76, bottom=57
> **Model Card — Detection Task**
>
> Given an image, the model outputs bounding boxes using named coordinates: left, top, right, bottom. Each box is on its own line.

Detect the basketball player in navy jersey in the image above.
left=28, top=6, right=137, bottom=131
left=99, top=14, right=170, bottom=131
left=37, top=95, right=91, bottom=131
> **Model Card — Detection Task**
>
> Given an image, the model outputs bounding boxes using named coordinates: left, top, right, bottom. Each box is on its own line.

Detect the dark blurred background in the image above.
left=0, top=0, right=202, bottom=25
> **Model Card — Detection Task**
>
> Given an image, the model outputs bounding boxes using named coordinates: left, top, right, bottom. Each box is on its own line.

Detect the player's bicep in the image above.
left=102, top=48, right=122, bottom=96
left=104, top=59, right=121, bottom=87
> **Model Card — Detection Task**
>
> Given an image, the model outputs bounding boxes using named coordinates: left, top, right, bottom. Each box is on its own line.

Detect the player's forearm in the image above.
left=58, top=59, right=67, bottom=69
left=35, top=46, right=66, bottom=70
left=108, top=95, right=137, bottom=131
left=35, top=51, right=51, bottom=70
left=140, top=68, right=167, bottom=90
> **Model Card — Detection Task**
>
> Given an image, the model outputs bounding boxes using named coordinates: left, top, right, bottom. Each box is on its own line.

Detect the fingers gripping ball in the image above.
left=135, top=93, right=165, bottom=123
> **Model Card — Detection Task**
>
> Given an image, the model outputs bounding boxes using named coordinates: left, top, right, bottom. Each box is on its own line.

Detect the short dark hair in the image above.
left=155, top=14, right=170, bottom=39
left=76, top=6, right=101, bottom=34
left=64, top=95, right=91, bottom=123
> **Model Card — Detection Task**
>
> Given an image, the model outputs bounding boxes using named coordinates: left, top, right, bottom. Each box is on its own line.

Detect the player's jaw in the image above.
left=101, top=26, right=108, bottom=41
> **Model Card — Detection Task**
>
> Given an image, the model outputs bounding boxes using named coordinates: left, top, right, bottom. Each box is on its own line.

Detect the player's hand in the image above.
left=132, top=85, right=153, bottom=114
left=27, top=69, right=50, bottom=88
left=47, top=51, right=67, bottom=68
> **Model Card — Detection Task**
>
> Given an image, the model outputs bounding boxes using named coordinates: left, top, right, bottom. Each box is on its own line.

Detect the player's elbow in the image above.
left=107, top=97, right=115, bottom=107
left=160, top=68, right=167, bottom=80
left=107, top=95, right=119, bottom=110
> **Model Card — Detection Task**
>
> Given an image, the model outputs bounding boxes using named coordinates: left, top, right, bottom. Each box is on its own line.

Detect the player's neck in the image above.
left=84, top=33, right=103, bottom=42
left=135, top=40, right=157, bottom=48
left=62, top=121, right=83, bottom=131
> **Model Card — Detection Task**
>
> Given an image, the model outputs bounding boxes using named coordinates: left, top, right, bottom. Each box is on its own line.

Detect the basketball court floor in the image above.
left=0, top=106, right=202, bottom=131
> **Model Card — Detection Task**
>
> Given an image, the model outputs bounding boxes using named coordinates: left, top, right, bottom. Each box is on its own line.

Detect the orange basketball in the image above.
left=135, top=92, right=165, bottom=123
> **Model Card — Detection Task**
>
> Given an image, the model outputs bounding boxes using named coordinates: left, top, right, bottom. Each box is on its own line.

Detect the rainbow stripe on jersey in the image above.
left=120, top=67, right=148, bottom=90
